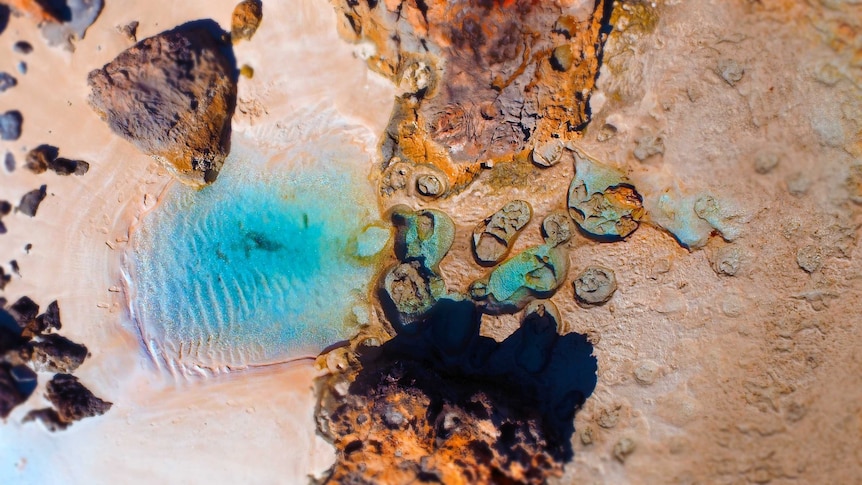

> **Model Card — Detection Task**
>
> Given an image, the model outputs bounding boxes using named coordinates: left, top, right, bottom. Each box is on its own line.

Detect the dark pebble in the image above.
left=13, top=41, right=33, bottom=55
left=0, top=110, right=22, bottom=141
left=18, top=185, right=47, bottom=217
left=0, top=72, right=16, bottom=93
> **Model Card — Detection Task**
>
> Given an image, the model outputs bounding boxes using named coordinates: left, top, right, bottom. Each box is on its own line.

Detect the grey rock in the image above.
left=4, top=152, right=14, bottom=172
left=18, top=185, right=47, bottom=217
left=0, top=72, right=16, bottom=93
left=41, top=0, right=104, bottom=50
left=0, top=110, right=22, bottom=140
left=717, top=59, right=744, bottom=86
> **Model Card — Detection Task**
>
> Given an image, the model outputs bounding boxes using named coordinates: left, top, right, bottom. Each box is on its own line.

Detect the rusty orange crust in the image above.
left=0, top=0, right=60, bottom=22
left=333, top=0, right=608, bottom=193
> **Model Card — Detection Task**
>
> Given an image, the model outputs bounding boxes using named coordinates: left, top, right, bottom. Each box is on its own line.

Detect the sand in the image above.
left=0, top=0, right=393, bottom=482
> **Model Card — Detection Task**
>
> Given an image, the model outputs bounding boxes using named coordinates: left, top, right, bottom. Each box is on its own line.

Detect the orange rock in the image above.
left=0, top=0, right=60, bottom=23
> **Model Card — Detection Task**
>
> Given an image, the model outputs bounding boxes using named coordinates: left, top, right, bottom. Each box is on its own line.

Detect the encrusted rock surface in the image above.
left=472, top=200, right=532, bottom=266
left=88, top=20, right=238, bottom=187
left=45, top=373, right=111, bottom=423
left=332, top=0, right=610, bottom=191
left=230, top=0, right=262, bottom=43
left=31, top=334, right=88, bottom=373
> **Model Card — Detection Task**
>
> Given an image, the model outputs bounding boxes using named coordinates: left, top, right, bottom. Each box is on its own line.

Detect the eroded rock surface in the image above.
left=230, top=0, right=262, bottom=43
left=332, top=0, right=610, bottom=191
left=45, top=373, right=111, bottom=423
left=472, top=200, right=532, bottom=266
left=88, top=20, right=237, bottom=187
left=31, top=334, right=88, bottom=373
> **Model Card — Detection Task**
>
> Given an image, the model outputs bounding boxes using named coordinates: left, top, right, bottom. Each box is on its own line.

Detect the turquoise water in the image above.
left=126, top=138, right=387, bottom=370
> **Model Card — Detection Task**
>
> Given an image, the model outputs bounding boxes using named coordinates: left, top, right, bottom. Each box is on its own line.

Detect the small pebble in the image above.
left=754, top=153, right=778, bottom=174
left=13, top=41, right=33, bottom=55
left=4, top=152, right=14, bottom=172
left=717, top=59, right=744, bottom=86
left=17, top=62, right=27, bottom=75
left=0, top=72, right=16, bottom=93
left=0, top=110, right=23, bottom=140
left=711, top=245, right=742, bottom=276
left=574, top=266, right=617, bottom=306
left=633, top=134, right=664, bottom=161
left=633, top=360, right=660, bottom=385
left=613, top=437, right=637, bottom=462
left=796, top=245, right=822, bottom=273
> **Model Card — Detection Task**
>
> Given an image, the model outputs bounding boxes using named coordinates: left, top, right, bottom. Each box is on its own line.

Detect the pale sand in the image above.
left=0, top=0, right=393, bottom=483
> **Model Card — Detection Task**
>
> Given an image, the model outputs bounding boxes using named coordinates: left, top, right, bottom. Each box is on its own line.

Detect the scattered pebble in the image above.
left=18, top=185, right=47, bottom=217
left=633, top=360, right=660, bottom=385
left=786, top=172, right=811, bottom=196
left=550, top=44, right=573, bottom=72
left=239, top=64, right=254, bottom=79
left=117, top=21, right=139, bottom=42
left=416, top=173, right=445, bottom=197
left=796, top=245, right=822, bottom=273
left=711, top=245, right=742, bottom=276
left=17, top=61, right=27, bottom=75
left=4, top=152, right=14, bottom=172
left=0, top=110, right=23, bottom=140
left=573, top=266, right=617, bottom=306
left=613, top=437, right=637, bottom=462
left=530, top=139, right=564, bottom=167
left=13, top=41, right=33, bottom=55
left=541, top=212, right=573, bottom=247
left=0, top=72, right=17, bottom=93
left=633, top=133, right=664, bottom=161
left=754, top=153, right=778, bottom=174
left=716, top=58, right=744, bottom=86
left=596, top=123, right=618, bottom=142
left=25, top=145, right=59, bottom=174
left=231, top=0, right=264, bottom=43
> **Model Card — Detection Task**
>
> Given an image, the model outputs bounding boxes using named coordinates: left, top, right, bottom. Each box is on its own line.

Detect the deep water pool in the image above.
left=125, top=133, right=389, bottom=372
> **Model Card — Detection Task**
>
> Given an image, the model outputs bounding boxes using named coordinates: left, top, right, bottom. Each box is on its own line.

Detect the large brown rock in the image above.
left=87, top=20, right=237, bottom=187
left=45, top=373, right=111, bottom=423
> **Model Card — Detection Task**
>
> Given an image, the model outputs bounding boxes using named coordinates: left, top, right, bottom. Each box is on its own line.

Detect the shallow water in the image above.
left=126, top=134, right=387, bottom=371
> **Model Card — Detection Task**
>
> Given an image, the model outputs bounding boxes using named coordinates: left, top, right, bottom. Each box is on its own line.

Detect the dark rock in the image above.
left=0, top=365, right=24, bottom=419
left=23, top=408, right=69, bottom=431
left=13, top=41, right=34, bottom=55
left=8, top=296, right=39, bottom=328
left=18, top=185, right=47, bottom=217
left=17, top=61, right=26, bottom=74
left=0, top=72, right=17, bottom=93
left=31, top=334, right=87, bottom=373
left=73, top=160, right=89, bottom=175
left=117, top=20, right=138, bottom=41
left=88, top=20, right=238, bottom=187
left=0, top=5, right=8, bottom=35
left=9, top=260, right=19, bottom=276
left=4, top=152, right=14, bottom=172
left=25, top=144, right=59, bottom=174
left=0, top=222, right=6, bottom=235
left=45, top=373, right=112, bottom=423
left=49, top=157, right=81, bottom=175
left=231, top=0, right=263, bottom=43
left=32, top=300, right=62, bottom=334
left=0, top=110, right=22, bottom=141
left=0, top=200, right=10, bottom=216
left=0, top=267, right=9, bottom=290
left=10, top=364, right=37, bottom=399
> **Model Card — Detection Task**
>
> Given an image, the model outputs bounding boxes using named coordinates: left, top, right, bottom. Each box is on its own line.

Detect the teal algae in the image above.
left=390, top=205, right=455, bottom=271
left=126, top=136, right=387, bottom=370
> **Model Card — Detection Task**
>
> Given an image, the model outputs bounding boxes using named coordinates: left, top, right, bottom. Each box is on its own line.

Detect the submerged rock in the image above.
left=45, top=373, right=111, bottom=423
left=390, top=205, right=454, bottom=272
left=88, top=20, right=238, bottom=187
left=230, top=0, right=263, bottom=43
left=18, top=185, right=47, bottom=217
left=568, top=148, right=644, bottom=240
left=31, top=334, right=88, bottom=373
left=472, top=200, right=532, bottom=266
left=0, top=110, right=22, bottom=141
left=541, top=212, right=574, bottom=247
left=470, top=243, right=569, bottom=314
left=380, top=261, right=446, bottom=325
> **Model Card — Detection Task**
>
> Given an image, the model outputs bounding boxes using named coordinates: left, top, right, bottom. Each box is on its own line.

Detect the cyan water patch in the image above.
left=126, top=136, right=387, bottom=371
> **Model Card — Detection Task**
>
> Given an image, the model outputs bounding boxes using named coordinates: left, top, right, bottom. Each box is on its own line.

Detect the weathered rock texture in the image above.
left=88, top=20, right=237, bottom=187
left=316, top=298, right=596, bottom=484
left=332, top=0, right=610, bottom=193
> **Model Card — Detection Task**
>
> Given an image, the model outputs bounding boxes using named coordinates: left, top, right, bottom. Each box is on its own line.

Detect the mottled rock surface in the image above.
left=0, top=110, right=22, bottom=141
left=31, top=334, right=88, bottom=373
left=88, top=20, right=237, bottom=187
left=472, top=200, right=531, bottom=266
left=45, top=373, right=111, bottom=423
left=230, top=0, right=262, bottom=43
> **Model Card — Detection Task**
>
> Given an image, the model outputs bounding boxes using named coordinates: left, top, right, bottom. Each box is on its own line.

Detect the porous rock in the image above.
left=88, top=21, right=237, bottom=187
left=31, top=334, right=88, bottom=373
left=573, top=266, right=617, bottom=306
left=568, top=148, right=644, bottom=240
left=472, top=200, right=532, bottom=266
left=230, top=0, right=263, bottom=43
left=45, top=373, right=112, bottom=423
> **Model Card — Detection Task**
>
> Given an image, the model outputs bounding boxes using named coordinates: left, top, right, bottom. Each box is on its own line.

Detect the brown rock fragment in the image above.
left=25, top=144, right=58, bottom=174
left=231, top=0, right=262, bottom=43
left=45, top=373, right=111, bottom=423
left=23, top=408, right=69, bottom=431
left=87, top=21, right=237, bottom=187
left=31, top=334, right=88, bottom=373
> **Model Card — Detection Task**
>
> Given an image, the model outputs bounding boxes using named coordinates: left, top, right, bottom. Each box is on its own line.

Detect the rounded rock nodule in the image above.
left=573, top=266, right=617, bottom=306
